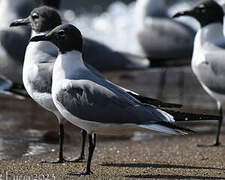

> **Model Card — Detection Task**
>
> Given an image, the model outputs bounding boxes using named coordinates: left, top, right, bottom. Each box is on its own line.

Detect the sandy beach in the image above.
left=0, top=67, right=224, bottom=179
left=0, top=133, right=224, bottom=179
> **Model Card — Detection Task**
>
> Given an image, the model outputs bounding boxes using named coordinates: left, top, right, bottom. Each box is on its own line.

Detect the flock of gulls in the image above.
left=0, top=0, right=225, bottom=176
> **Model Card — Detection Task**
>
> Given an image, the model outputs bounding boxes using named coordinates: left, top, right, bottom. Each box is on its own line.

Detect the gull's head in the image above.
left=30, top=24, right=83, bottom=54
left=173, top=0, right=224, bottom=27
left=10, top=6, right=61, bottom=33
left=40, top=0, right=61, bottom=9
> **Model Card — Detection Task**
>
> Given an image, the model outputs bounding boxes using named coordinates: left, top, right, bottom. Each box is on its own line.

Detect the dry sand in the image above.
left=0, top=133, right=225, bottom=179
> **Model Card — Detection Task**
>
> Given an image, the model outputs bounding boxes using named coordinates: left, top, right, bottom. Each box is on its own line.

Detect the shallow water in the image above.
left=0, top=1, right=222, bottom=161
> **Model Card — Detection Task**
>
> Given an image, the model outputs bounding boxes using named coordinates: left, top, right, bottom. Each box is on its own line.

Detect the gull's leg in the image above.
left=68, top=133, right=96, bottom=176
left=214, top=102, right=223, bottom=146
left=198, top=102, right=224, bottom=147
left=66, top=129, right=87, bottom=162
left=42, top=122, right=66, bottom=163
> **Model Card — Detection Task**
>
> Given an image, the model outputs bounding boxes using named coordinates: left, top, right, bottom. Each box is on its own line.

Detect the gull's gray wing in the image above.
left=0, top=28, right=31, bottom=63
left=56, top=77, right=172, bottom=124
left=86, top=63, right=182, bottom=108
left=83, top=38, right=149, bottom=71
left=138, top=18, right=195, bottom=59
left=194, top=44, right=225, bottom=94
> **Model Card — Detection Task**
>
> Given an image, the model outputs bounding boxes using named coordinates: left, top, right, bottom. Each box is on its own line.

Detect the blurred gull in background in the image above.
left=0, top=0, right=61, bottom=98
left=173, top=0, right=225, bottom=146
left=0, top=0, right=36, bottom=95
left=136, top=0, right=195, bottom=65
left=69, top=1, right=198, bottom=66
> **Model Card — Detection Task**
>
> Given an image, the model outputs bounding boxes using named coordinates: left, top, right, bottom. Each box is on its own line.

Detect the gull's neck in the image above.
left=31, top=30, right=50, bottom=38
left=194, top=23, right=223, bottom=49
left=29, top=30, right=55, bottom=53
left=54, top=50, right=85, bottom=80
left=25, top=30, right=57, bottom=64
left=192, top=22, right=224, bottom=68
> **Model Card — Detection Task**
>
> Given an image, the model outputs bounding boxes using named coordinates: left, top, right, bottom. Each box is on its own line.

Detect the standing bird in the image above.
left=10, top=6, right=87, bottom=164
left=173, top=0, right=225, bottom=146
left=10, top=6, right=187, bottom=163
left=136, top=0, right=195, bottom=64
left=0, top=0, right=61, bottom=97
left=31, top=24, right=219, bottom=175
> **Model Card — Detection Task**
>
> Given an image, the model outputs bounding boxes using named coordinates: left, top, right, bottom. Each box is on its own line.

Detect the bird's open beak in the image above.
left=10, top=18, right=30, bottom=27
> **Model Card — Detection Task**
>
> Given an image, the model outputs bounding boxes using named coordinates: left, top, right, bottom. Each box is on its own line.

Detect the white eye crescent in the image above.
left=32, top=12, right=39, bottom=20
left=199, top=4, right=205, bottom=9
left=58, top=30, right=65, bottom=36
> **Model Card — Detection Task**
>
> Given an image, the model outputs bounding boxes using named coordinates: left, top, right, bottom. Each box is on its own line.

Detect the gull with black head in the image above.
left=173, top=0, right=225, bottom=146
left=30, top=24, right=220, bottom=175
left=10, top=5, right=189, bottom=164
left=10, top=6, right=87, bottom=163
left=0, top=0, right=61, bottom=97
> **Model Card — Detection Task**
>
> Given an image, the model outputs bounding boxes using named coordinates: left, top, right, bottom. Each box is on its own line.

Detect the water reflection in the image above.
left=24, top=143, right=55, bottom=156
left=0, top=139, right=27, bottom=160
left=0, top=97, right=57, bottom=160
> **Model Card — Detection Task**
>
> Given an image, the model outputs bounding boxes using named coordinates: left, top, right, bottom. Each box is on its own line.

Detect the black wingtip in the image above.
left=164, top=110, right=220, bottom=121
left=127, top=92, right=182, bottom=109
left=157, top=102, right=182, bottom=109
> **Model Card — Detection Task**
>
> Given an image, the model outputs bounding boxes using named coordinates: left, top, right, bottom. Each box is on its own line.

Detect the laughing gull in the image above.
left=136, top=0, right=195, bottom=63
left=10, top=5, right=185, bottom=163
left=10, top=6, right=87, bottom=164
left=30, top=24, right=220, bottom=175
left=0, top=0, right=61, bottom=97
left=173, top=0, right=225, bottom=146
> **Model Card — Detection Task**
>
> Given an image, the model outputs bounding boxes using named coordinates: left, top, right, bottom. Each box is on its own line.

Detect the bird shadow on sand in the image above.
left=101, top=163, right=225, bottom=179
left=125, top=174, right=225, bottom=179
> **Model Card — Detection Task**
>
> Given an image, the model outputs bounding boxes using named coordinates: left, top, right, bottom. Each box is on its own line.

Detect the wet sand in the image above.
left=0, top=67, right=224, bottom=179
left=0, top=134, right=225, bottom=179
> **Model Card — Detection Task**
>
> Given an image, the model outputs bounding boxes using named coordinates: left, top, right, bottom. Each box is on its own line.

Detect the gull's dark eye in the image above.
left=32, top=12, right=39, bottom=20
left=58, top=30, right=65, bottom=36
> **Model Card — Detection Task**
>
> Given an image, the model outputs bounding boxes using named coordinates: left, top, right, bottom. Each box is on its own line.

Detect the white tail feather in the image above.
left=138, top=124, right=187, bottom=135
left=156, top=109, right=175, bottom=123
